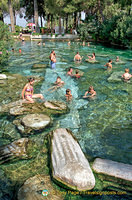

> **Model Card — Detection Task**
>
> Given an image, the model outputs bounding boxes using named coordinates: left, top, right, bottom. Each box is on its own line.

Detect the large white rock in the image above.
left=0, top=74, right=7, bottom=79
left=92, top=158, right=132, bottom=183
left=51, top=128, right=95, bottom=191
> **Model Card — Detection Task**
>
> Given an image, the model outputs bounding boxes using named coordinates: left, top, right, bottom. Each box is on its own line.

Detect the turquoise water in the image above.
left=0, top=41, right=132, bottom=199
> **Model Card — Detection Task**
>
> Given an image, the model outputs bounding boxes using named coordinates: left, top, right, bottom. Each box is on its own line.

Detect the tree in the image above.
left=0, top=0, right=8, bottom=22
left=34, top=0, right=39, bottom=32
left=8, top=0, right=15, bottom=32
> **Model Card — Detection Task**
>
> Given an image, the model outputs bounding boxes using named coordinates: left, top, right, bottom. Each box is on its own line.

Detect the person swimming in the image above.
left=65, top=89, right=72, bottom=102
left=68, top=41, right=71, bottom=46
left=74, top=52, right=83, bottom=62
left=104, top=59, right=112, bottom=69
left=83, top=86, right=96, bottom=98
left=72, top=70, right=81, bottom=79
left=87, top=52, right=95, bottom=61
left=19, top=48, right=22, bottom=53
left=37, top=42, right=41, bottom=45
left=22, top=77, right=45, bottom=103
left=116, top=56, right=119, bottom=62
left=67, top=68, right=73, bottom=76
left=48, top=77, right=64, bottom=92
left=122, top=68, right=132, bottom=82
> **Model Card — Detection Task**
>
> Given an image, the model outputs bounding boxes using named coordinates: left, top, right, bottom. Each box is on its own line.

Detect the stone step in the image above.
left=51, top=128, right=95, bottom=191
left=92, top=158, right=132, bottom=185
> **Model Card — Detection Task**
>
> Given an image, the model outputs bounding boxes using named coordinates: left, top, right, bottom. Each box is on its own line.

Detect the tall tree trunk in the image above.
left=34, top=0, right=39, bottom=32
left=51, top=14, right=53, bottom=33
left=41, top=16, right=43, bottom=27
left=59, top=16, right=61, bottom=34
left=47, top=14, right=50, bottom=30
left=73, top=12, right=77, bottom=29
left=8, top=0, right=15, bottom=32
left=66, top=14, right=68, bottom=33
left=0, top=8, right=4, bottom=22
left=14, top=10, right=16, bottom=25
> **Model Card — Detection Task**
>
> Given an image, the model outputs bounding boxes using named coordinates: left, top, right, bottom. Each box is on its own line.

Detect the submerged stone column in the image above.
left=51, top=128, right=95, bottom=191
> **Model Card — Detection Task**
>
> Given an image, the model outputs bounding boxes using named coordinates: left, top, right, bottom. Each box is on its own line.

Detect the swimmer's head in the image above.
left=109, top=59, right=112, bottom=63
left=89, top=86, right=94, bottom=91
left=57, top=76, right=61, bottom=80
left=93, top=53, right=95, bottom=56
left=76, top=70, right=79, bottom=74
left=68, top=68, right=72, bottom=72
left=28, top=77, right=35, bottom=84
left=66, top=89, right=71, bottom=94
left=77, top=52, right=79, bottom=54
left=125, top=68, right=129, bottom=73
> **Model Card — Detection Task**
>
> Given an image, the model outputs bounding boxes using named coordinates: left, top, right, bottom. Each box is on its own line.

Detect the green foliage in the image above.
left=99, top=11, right=132, bottom=47
left=15, top=25, right=22, bottom=33
left=32, top=32, right=40, bottom=36
left=77, top=19, right=98, bottom=41
left=0, top=21, right=13, bottom=64
left=55, top=34, right=58, bottom=37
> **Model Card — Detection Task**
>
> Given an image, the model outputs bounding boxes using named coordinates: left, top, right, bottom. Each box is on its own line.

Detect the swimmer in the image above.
left=22, top=77, right=45, bottom=103
left=74, top=52, right=83, bottom=62
left=122, top=68, right=132, bottom=82
left=104, top=59, right=112, bottom=69
left=19, top=48, right=22, bottom=54
left=65, top=89, right=72, bottom=102
left=43, top=42, right=45, bottom=46
left=83, top=86, right=96, bottom=98
left=72, top=70, right=81, bottom=79
left=67, top=68, right=73, bottom=76
left=82, top=41, right=85, bottom=46
left=88, top=42, right=90, bottom=46
left=87, top=52, right=95, bottom=61
left=49, top=50, right=56, bottom=69
left=11, top=48, right=14, bottom=53
left=37, top=42, right=41, bottom=45
left=68, top=41, right=71, bottom=46
left=48, top=77, right=64, bottom=92
left=116, top=56, right=119, bottom=62
left=22, top=37, right=25, bottom=42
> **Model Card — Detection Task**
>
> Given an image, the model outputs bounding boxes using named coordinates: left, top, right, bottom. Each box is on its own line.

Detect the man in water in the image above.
left=49, top=50, right=56, bottom=69
left=122, top=68, right=132, bottom=82
left=104, top=59, right=112, bottom=69
left=74, top=52, right=83, bottom=62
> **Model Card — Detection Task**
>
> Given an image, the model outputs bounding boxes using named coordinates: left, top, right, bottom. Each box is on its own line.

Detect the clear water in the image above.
left=0, top=41, right=132, bottom=199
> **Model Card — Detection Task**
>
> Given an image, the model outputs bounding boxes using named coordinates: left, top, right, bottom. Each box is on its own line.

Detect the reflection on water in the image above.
left=0, top=41, right=132, bottom=199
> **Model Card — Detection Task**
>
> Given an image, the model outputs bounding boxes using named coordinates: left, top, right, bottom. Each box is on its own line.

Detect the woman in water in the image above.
left=87, top=52, right=95, bottom=61
left=72, top=70, right=81, bottom=79
left=116, top=56, right=119, bottom=62
left=122, top=68, right=132, bottom=82
left=67, top=68, right=73, bottom=76
left=65, top=89, right=72, bottom=102
left=22, top=77, right=45, bottom=103
left=83, top=86, right=96, bottom=98
left=48, top=77, right=64, bottom=92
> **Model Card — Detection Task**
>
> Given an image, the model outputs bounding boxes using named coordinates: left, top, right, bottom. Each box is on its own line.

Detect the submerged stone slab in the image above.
left=92, top=158, right=132, bottom=184
left=44, top=101, right=67, bottom=111
left=0, top=74, right=7, bottom=79
left=21, top=114, right=51, bottom=134
left=51, top=128, right=95, bottom=191
left=17, top=175, right=64, bottom=200
left=113, top=61, right=126, bottom=65
left=32, top=64, right=47, bottom=68
left=85, top=59, right=99, bottom=64
left=0, top=138, right=29, bottom=164
left=0, top=100, right=67, bottom=116
left=107, top=71, right=124, bottom=82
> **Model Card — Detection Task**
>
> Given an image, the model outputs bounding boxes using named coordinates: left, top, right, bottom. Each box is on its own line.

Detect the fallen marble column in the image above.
left=0, top=138, right=29, bottom=164
left=92, top=158, right=132, bottom=186
left=51, top=128, right=95, bottom=191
